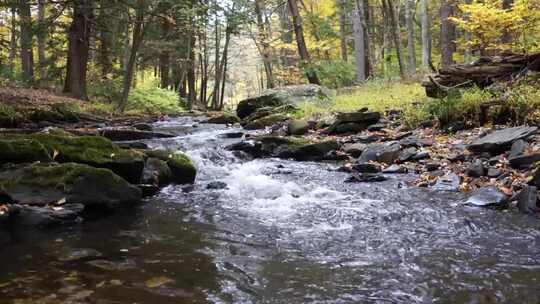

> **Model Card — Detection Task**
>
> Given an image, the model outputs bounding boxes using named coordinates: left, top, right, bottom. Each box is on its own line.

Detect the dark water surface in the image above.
left=1, top=117, right=540, bottom=303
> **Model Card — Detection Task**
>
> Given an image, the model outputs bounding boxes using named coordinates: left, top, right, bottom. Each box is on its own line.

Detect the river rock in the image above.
left=287, top=119, right=310, bottom=136
left=353, top=163, right=381, bottom=174
left=0, top=163, right=142, bottom=209
left=203, top=113, right=240, bottom=125
left=465, top=186, right=509, bottom=208
left=509, top=153, right=540, bottom=170
left=236, top=84, right=330, bottom=119
left=220, top=132, right=245, bottom=139
left=15, top=204, right=85, bottom=227
left=400, top=136, right=434, bottom=148
left=516, top=186, right=538, bottom=214
left=133, top=123, right=153, bottom=131
left=432, top=173, right=461, bottom=192
left=399, top=147, right=418, bottom=163
left=466, top=159, right=485, bottom=178
left=325, top=112, right=381, bottom=135
left=2, top=133, right=146, bottom=184
left=383, top=164, right=408, bottom=174
left=244, top=113, right=289, bottom=130
left=0, top=139, right=52, bottom=164
left=359, top=142, right=401, bottom=164
left=342, top=143, right=366, bottom=158
left=141, top=158, right=172, bottom=186
left=58, top=248, right=103, bottom=262
left=207, top=181, right=228, bottom=190
left=509, top=139, right=527, bottom=159
left=346, top=173, right=387, bottom=183
left=145, top=150, right=197, bottom=184
left=468, top=126, right=538, bottom=153
left=487, top=168, right=503, bottom=178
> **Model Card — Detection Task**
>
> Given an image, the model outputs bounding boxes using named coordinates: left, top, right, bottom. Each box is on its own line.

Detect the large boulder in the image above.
left=244, top=113, right=290, bottom=130
left=468, top=126, right=538, bottom=153
left=0, top=139, right=52, bottom=164
left=358, top=142, right=401, bottom=164
left=0, top=163, right=142, bottom=209
left=3, top=133, right=145, bottom=184
left=236, top=84, right=331, bottom=119
left=145, top=150, right=197, bottom=184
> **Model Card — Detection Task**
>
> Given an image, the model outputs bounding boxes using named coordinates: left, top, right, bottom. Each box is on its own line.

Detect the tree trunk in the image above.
left=64, top=0, right=93, bottom=100
left=98, top=0, right=113, bottom=77
left=211, top=0, right=222, bottom=110
left=383, top=0, right=405, bottom=79
left=159, top=16, right=170, bottom=89
left=288, top=0, right=320, bottom=85
left=405, top=0, right=416, bottom=74
left=440, top=0, right=456, bottom=67
left=187, top=30, right=197, bottom=109
left=19, top=0, right=34, bottom=83
left=353, top=0, right=366, bottom=82
left=254, top=0, right=275, bottom=89
left=420, top=0, right=432, bottom=71
left=338, top=0, right=348, bottom=62
left=118, top=0, right=145, bottom=112
left=501, top=0, right=514, bottom=45
left=37, top=0, right=47, bottom=83
left=9, top=5, right=17, bottom=76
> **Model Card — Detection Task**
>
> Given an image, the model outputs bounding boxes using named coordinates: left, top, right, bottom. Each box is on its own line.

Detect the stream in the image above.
left=1, top=117, right=540, bottom=303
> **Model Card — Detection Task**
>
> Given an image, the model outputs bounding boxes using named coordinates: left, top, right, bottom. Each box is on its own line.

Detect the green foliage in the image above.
left=311, top=60, right=356, bottom=89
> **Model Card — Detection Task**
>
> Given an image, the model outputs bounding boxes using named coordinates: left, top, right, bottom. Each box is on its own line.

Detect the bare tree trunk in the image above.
left=64, top=0, right=93, bottom=100
left=254, top=0, right=275, bottom=89
left=118, top=0, right=146, bottom=111
left=353, top=0, right=366, bottom=82
left=440, top=0, right=456, bottom=67
left=420, top=0, right=432, bottom=71
left=288, top=0, right=320, bottom=85
left=159, top=15, right=170, bottom=89
left=464, top=0, right=472, bottom=63
left=19, top=0, right=34, bottom=83
left=383, top=0, right=405, bottom=79
left=405, top=0, right=416, bottom=74
left=9, top=5, right=17, bottom=76
left=37, top=0, right=47, bottom=83
left=211, top=0, right=221, bottom=110
left=187, top=30, right=197, bottom=109
left=338, top=0, right=348, bottom=62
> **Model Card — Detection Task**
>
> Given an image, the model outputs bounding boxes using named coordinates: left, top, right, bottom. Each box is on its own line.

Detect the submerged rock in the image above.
left=432, top=173, right=461, bottom=192
left=207, top=181, right=228, bottom=190
left=465, top=186, right=508, bottom=208
left=0, top=163, right=142, bottom=209
left=57, top=248, right=103, bottom=262
left=353, top=163, right=381, bottom=174
left=346, top=173, right=387, bottom=183
left=468, top=126, right=537, bottom=153
left=15, top=204, right=84, bottom=227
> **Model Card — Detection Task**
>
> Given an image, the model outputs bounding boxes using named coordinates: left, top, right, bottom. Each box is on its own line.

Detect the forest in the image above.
left=1, top=0, right=540, bottom=303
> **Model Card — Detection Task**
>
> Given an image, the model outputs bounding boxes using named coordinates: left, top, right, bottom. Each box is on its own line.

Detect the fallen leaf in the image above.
left=145, top=276, right=173, bottom=288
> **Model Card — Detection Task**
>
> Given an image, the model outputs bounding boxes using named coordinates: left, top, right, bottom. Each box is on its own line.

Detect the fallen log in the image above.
left=422, top=52, right=540, bottom=98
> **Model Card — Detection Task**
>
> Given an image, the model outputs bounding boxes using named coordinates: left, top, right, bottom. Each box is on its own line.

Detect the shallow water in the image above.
left=1, top=117, right=540, bottom=303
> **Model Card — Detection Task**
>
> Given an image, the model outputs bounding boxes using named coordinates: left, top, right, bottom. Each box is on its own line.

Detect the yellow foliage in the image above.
left=451, top=0, right=540, bottom=53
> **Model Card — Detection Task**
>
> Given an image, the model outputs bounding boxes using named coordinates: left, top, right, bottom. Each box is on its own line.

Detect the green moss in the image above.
left=146, top=150, right=196, bottom=184
left=4, top=133, right=143, bottom=165
left=0, top=139, right=52, bottom=164
left=0, top=104, right=24, bottom=127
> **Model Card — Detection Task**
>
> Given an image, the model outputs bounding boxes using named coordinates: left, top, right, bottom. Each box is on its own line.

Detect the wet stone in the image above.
left=516, top=186, right=539, bottom=214
left=509, top=153, right=540, bottom=169
left=399, top=147, right=418, bottom=163
left=58, top=248, right=103, bottom=262
left=346, top=173, right=387, bottom=183
left=207, top=181, right=228, bottom=190
left=220, top=132, right=245, bottom=139
left=487, top=168, right=503, bottom=178
left=432, top=173, right=461, bottom=192
left=465, top=186, right=509, bottom=208
left=353, top=163, right=381, bottom=174
left=509, top=139, right=527, bottom=159
left=467, top=159, right=486, bottom=178
left=412, top=151, right=431, bottom=161
left=383, top=164, right=408, bottom=174
left=425, top=163, right=440, bottom=172
left=468, top=126, right=538, bottom=153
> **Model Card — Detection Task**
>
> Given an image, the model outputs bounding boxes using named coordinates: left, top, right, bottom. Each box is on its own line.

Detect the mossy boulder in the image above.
left=0, top=139, right=52, bottom=164
left=142, top=157, right=172, bottom=186
left=4, top=134, right=145, bottom=184
left=203, top=113, right=241, bottom=124
left=236, top=84, right=331, bottom=119
left=145, top=150, right=197, bottom=184
left=244, top=113, right=290, bottom=130
left=0, top=163, right=142, bottom=209
left=0, top=104, right=24, bottom=128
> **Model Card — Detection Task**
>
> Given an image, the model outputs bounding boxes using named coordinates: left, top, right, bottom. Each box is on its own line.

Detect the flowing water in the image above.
left=1, top=117, right=540, bottom=303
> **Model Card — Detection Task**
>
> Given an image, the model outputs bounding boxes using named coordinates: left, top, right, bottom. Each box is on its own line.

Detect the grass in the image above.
left=296, top=80, right=426, bottom=123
